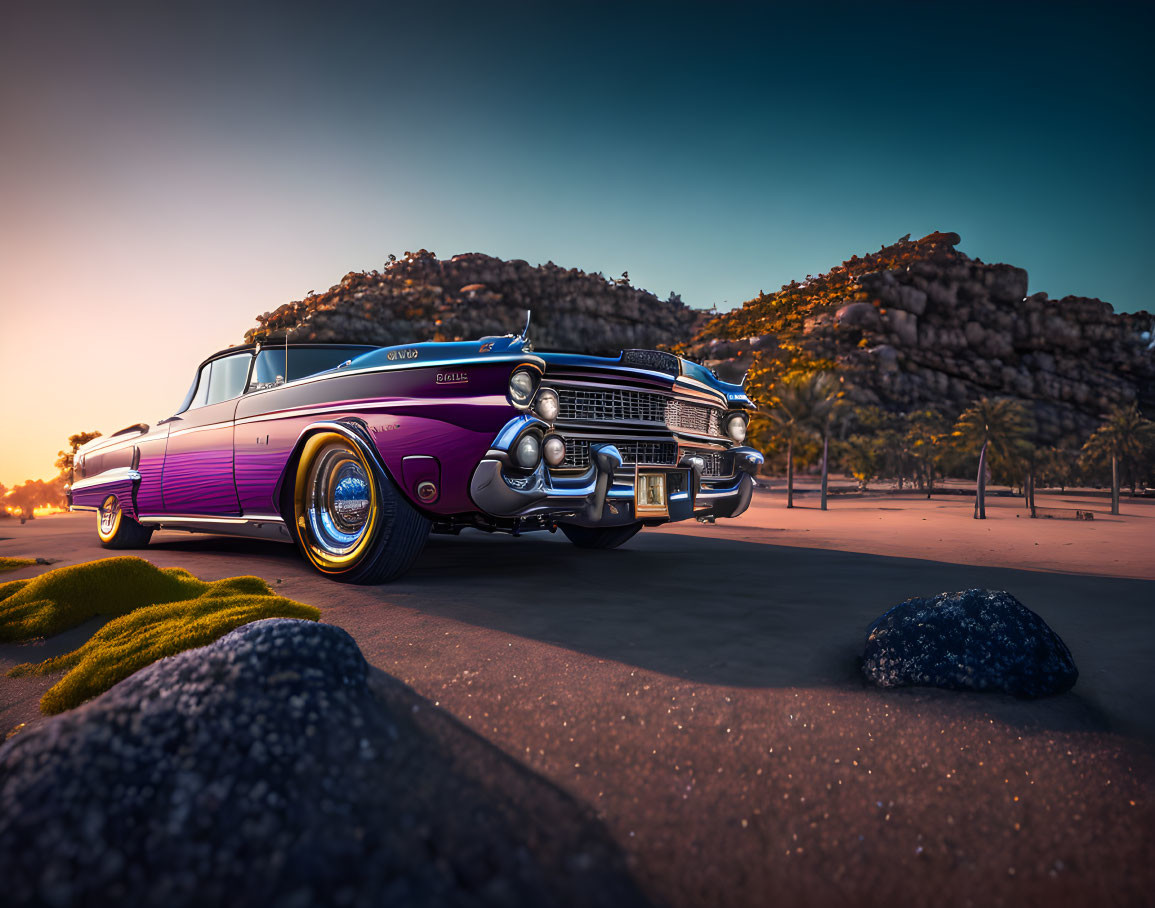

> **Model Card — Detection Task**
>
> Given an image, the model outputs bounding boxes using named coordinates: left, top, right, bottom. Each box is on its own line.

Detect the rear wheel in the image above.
left=96, top=494, right=153, bottom=549
left=559, top=522, right=643, bottom=550
left=292, top=432, right=430, bottom=583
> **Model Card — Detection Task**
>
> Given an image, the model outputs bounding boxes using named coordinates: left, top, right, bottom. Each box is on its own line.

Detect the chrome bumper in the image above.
left=468, top=433, right=763, bottom=527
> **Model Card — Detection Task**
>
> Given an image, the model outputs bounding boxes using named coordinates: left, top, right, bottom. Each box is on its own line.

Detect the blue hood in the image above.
left=345, top=336, right=755, bottom=409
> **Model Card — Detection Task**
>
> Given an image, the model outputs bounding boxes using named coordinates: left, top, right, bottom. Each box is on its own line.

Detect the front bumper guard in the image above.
left=468, top=437, right=763, bottom=525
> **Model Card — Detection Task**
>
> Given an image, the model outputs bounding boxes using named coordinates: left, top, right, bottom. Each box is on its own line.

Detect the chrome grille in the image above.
left=557, top=387, right=666, bottom=423
left=557, top=387, right=721, bottom=437
left=563, top=439, right=678, bottom=470
left=665, top=399, right=721, bottom=436
left=700, top=451, right=729, bottom=477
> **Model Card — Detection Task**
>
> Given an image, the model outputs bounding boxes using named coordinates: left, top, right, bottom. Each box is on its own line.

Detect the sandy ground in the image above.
left=2, top=492, right=1153, bottom=907
left=670, top=484, right=1155, bottom=582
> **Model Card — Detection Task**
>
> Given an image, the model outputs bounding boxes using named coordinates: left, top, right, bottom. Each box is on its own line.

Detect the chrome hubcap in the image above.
left=305, top=444, right=372, bottom=556
left=99, top=496, right=118, bottom=535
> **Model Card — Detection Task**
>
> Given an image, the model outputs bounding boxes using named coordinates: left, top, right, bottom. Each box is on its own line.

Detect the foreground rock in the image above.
left=0, top=620, right=646, bottom=908
left=861, top=589, right=1078, bottom=698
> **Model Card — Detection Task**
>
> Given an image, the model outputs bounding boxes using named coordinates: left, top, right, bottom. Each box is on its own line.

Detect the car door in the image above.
left=161, top=351, right=252, bottom=515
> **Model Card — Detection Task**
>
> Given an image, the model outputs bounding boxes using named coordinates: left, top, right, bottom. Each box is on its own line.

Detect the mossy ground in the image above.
left=0, top=557, right=37, bottom=574
left=2, top=557, right=320, bottom=714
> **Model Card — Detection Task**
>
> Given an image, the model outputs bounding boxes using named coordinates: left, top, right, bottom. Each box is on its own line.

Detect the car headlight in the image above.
left=514, top=432, right=542, bottom=469
left=543, top=435, right=566, bottom=466
left=509, top=369, right=538, bottom=408
left=724, top=412, right=748, bottom=443
left=535, top=388, right=559, bottom=422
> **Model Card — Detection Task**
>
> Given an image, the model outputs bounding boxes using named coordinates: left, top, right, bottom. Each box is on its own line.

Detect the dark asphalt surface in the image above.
left=2, top=509, right=1153, bottom=907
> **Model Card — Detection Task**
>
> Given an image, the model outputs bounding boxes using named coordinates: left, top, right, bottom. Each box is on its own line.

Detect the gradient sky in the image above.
left=1, top=1, right=1152, bottom=485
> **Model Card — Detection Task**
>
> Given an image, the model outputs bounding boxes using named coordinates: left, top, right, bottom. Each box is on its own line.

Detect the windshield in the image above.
left=247, top=346, right=370, bottom=392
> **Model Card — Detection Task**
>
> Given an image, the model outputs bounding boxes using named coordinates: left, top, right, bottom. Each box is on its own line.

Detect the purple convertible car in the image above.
left=69, top=320, right=763, bottom=582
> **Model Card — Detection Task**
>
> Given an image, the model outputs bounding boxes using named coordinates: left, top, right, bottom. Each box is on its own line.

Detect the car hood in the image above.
left=345, top=337, right=754, bottom=409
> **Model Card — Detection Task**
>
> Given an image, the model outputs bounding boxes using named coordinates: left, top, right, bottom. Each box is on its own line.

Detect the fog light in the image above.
left=543, top=435, right=566, bottom=466
left=416, top=481, right=438, bottom=502
left=514, top=433, right=541, bottom=469
left=535, top=388, right=559, bottom=422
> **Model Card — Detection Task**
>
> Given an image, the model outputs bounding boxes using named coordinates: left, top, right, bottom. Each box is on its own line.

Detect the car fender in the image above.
left=272, top=418, right=405, bottom=525
left=69, top=467, right=142, bottom=519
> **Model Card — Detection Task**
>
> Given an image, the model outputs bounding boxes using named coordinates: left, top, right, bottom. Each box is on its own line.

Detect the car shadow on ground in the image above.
left=135, top=527, right=1154, bottom=745
left=391, top=530, right=1154, bottom=743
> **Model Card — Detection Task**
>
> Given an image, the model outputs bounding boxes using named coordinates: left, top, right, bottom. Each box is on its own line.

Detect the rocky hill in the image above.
left=245, top=237, right=1154, bottom=447
left=246, top=250, right=702, bottom=355
left=687, top=232, right=1155, bottom=446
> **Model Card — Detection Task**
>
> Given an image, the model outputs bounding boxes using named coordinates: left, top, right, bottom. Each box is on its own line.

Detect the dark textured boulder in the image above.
left=861, top=589, right=1078, bottom=698
left=0, top=619, right=645, bottom=908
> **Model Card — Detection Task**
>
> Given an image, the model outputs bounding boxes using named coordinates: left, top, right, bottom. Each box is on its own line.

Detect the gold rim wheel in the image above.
left=97, top=494, right=122, bottom=543
left=294, top=433, right=378, bottom=573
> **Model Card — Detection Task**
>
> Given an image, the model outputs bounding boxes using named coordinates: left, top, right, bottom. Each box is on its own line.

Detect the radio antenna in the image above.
left=284, top=327, right=289, bottom=383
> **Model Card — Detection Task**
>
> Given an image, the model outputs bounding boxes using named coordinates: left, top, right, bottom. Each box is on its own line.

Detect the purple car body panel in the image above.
left=162, top=399, right=242, bottom=515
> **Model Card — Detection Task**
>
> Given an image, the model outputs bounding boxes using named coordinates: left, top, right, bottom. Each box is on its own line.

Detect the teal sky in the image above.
left=0, top=1, right=1151, bottom=483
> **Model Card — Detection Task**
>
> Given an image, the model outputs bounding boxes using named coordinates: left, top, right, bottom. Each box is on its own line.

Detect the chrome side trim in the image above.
left=137, top=514, right=293, bottom=541
left=70, top=468, right=141, bottom=492
left=235, top=395, right=509, bottom=428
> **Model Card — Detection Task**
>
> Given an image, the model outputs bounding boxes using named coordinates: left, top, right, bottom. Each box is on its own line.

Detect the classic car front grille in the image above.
left=558, top=440, right=731, bottom=478
left=558, top=387, right=666, bottom=423
left=665, top=399, right=721, bottom=436
left=563, top=439, right=678, bottom=470
left=700, top=450, right=728, bottom=478
left=556, top=387, right=721, bottom=437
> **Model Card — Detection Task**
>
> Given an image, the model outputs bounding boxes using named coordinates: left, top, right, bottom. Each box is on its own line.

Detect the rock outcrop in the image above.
left=242, top=237, right=1153, bottom=445
left=0, top=619, right=645, bottom=908
left=690, top=232, right=1155, bottom=445
left=861, top=589, right=1078, bottom=698
left=246, top=250, right=702, bottom=357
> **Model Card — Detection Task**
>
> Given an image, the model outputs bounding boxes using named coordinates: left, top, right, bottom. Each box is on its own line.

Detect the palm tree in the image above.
left=1038, top=446, right=1076, bottom=493
left=1080, top=403, right=1155, bottom=515
left=905, top=409, right=949, bottom=498
left=802, top=373, right=843, bottom=510
left=766, top=379, right=805, bottom=508
left=767, top=372, right=841, bottom=509
left=951, top=398, right=1035, bottom=519
left=839, top=434, right=881, bottom=491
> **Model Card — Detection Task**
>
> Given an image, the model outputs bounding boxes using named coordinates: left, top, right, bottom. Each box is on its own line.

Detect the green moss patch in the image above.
left=2, top=557, right=320, bottom=714
left=0, top=557, right=37, bottom=574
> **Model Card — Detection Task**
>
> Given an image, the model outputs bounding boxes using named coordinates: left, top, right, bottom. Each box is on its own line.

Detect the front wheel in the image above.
left=559, top=522, right=643, bottom=550
left=96, top=494, right=153, bottom=549
left=292, top=432, right=430, bottom=584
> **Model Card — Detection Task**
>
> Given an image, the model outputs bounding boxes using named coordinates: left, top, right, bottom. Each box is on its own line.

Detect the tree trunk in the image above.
left=926, top=462, right=934, bottom=499
left=1111, top=453, right=1120, bottom=516
left=820, top=432, right=829, bottom=511
left=974, top=440, right=988, bottom=519
left=1028, top=467, right=1036, bottom=518
left=786, top=439, right=794, bottom=509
